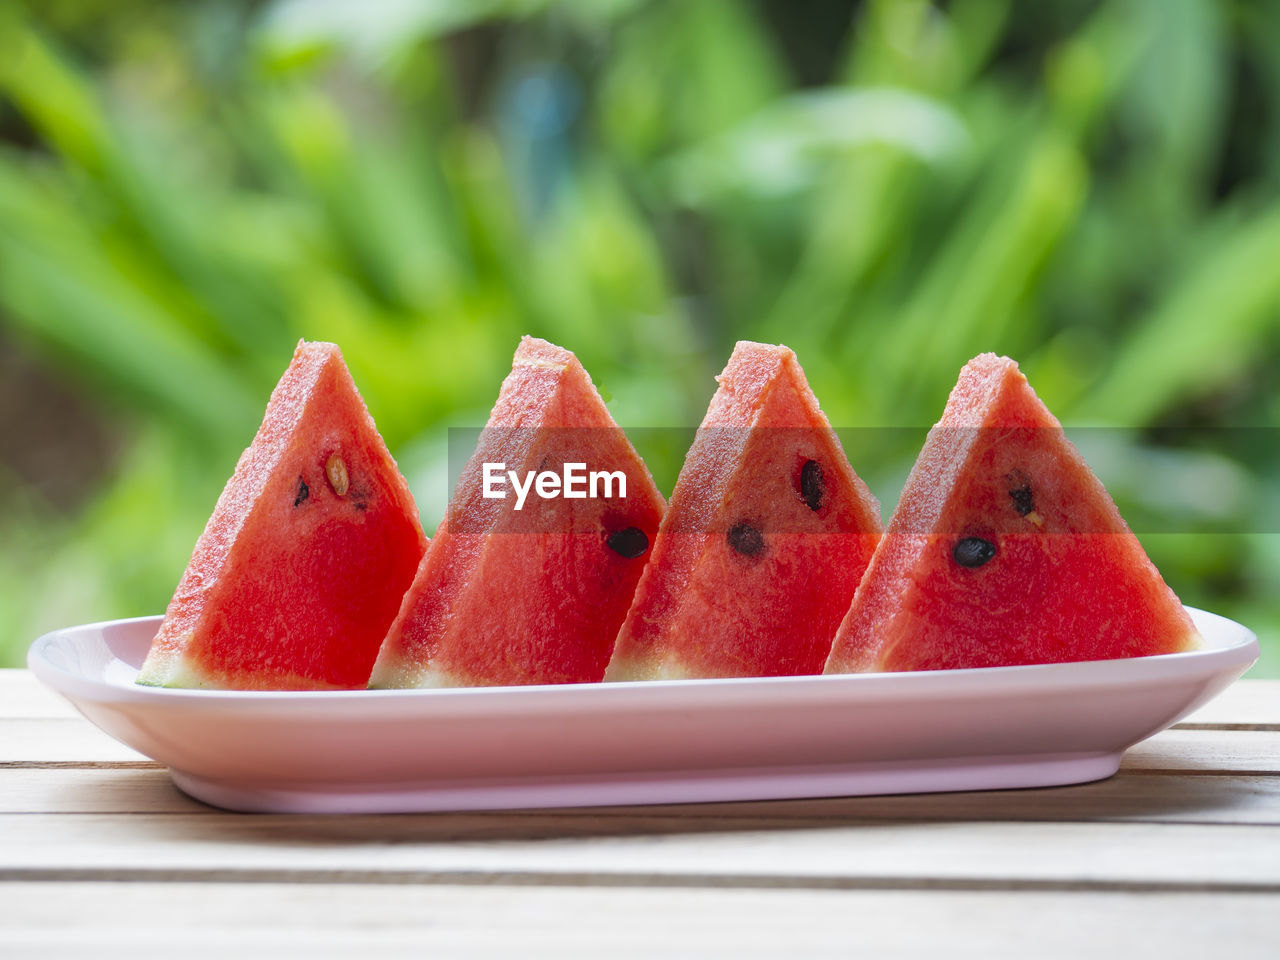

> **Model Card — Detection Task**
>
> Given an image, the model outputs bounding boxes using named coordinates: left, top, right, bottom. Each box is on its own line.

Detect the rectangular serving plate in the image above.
left=28, top=607, right=1257, bottom=813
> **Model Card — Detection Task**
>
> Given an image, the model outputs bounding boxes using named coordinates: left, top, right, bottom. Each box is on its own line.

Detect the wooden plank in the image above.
left=1178, top=679, right=1280, bottom=729
left=1122, top=728, right=1280, bottom=773
left=0, top=670, right=78, bottom=718
left=0, top=883, right=1278, bottom=957
left=1, top=813, right=1279, bottom=890
left=0, top=719, right=149, bottom=764
left=4, top=765, right=1280, bottom=825
left=2, top=723, right=1277, bottom=826
left=0, top=769, right=198, bottom=814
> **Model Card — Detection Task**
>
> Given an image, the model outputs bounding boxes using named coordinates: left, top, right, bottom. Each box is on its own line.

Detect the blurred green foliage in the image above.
left=0, top=0, right=1277, bottom=670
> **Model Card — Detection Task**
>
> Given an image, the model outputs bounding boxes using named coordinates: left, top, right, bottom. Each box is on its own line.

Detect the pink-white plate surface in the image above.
left=28, top=608, right=1257, bottom=813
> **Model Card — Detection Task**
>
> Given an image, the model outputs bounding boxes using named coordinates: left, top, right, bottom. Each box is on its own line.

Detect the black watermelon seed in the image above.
left=293, top=477, right=310, bottom=507
left=727, top=522, right=765, bottom=557
left=607, top=527, right=649, bottom=559
left=1009, top=483, right=1035, bottom=517
left=800, top=459, right=825, bottom=512
left=953, top=537, right=997, bottom=568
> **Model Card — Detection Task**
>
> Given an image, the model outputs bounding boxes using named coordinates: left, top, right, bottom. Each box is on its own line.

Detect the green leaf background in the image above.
left=1, top=0, right=1277, bottom=671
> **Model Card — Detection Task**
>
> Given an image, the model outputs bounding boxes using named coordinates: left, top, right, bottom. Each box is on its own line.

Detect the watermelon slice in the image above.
left=824, top=353, right=1200, bottom=674
left=604, top=342, right=883, bottom=680
left=137, top=341, right=428, bottom=690
left=368, top=337, right=665, bottom=688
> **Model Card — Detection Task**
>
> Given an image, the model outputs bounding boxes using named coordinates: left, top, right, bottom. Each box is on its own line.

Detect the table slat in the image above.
left=3, top=765, right=1280, bottom=825
left=1179, top=679, right=1280, bottom=728
left=1, top=813, right=1278, bottom=891
left=1123, top=728, right=1280, bottom=772
left=0, top=883, right=1277, bottom=958
left=0, top=670, right=79, bottom=718
left=0, top=719, right=149, bottom=764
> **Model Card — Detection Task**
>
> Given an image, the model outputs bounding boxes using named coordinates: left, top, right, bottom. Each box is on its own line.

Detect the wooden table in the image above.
left=3, top=670, right=1278, bottom=956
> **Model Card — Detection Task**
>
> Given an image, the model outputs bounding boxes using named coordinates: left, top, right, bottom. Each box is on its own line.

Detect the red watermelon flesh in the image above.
left=137, top=341, right=428, bottom=690
left=604, top=342, right=883, bottom=680
left=368, top=337, right=666, bottom=688
left=824, top=353, right=1200, bottom=674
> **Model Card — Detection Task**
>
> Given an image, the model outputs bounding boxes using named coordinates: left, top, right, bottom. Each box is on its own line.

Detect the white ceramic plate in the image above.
left=28, top=608, right=1257, bottom=814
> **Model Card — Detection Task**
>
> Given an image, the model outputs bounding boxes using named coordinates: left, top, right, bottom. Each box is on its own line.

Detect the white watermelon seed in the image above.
left=326, top=455, right=349, bottom=496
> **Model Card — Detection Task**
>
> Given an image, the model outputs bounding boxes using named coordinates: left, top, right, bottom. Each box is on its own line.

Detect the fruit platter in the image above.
left=29, top=337, right=1259, bottom=812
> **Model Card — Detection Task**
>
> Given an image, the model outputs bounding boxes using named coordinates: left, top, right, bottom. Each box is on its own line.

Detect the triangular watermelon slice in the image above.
left=824, top=353, right=1200, bottom=673
left=137, top=341, right=428, bottom=690
left=369, top=337, right=665, bottom=688
left=604, top=342, right=883, bottom=680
